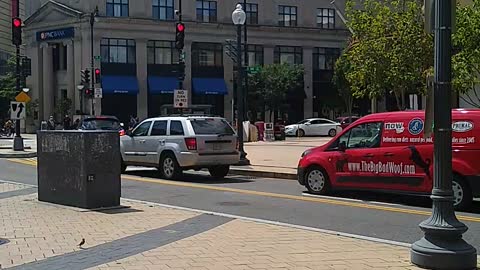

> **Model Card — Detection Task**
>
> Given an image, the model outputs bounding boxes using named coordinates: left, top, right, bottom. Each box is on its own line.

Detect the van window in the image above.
left=328, top=122, right=382, bottom=150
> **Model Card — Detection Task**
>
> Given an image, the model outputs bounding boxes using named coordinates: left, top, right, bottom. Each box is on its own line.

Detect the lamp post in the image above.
left=232, top=4, right=249, bottom=165
left=410, top=0, right=477, bottom=268
left=90, top=6, right=99, bottom=116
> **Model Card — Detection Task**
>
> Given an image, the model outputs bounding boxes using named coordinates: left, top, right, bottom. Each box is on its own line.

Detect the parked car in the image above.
left=297, top=109, right=480, bottom=210
left=335, top=116, right=361, bottom=129
left=78, top=116, right=125, bottom=136
left=285, top=118, right=342, bottom=137
left=120, top=116, right=240, bottom=179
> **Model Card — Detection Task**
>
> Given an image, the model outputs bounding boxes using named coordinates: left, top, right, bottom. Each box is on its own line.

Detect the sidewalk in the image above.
left=231, top=137, right=331, bottom=180
left=0, top=134, right=37, bottom=158
left=0, top=180, right=429, bottom=269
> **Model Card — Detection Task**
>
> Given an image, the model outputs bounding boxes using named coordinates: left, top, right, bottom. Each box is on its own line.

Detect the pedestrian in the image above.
left=63, top=114, right=71, bottom=130
left=47, top=116, right=55, bottom=130
left=73, top=119, right=80, bottom=130
left=129, top=115, right=137, bottom=130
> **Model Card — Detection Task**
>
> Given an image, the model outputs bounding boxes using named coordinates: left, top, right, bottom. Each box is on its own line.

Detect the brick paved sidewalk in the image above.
left=0, top=181, right=438, bottom=269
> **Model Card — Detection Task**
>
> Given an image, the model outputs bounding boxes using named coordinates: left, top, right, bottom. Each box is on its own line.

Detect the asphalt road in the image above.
left=2, top=158, right=480, bottom=253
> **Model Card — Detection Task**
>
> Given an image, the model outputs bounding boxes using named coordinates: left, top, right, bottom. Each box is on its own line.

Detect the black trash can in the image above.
left=37, top=130, right=121, bottom=209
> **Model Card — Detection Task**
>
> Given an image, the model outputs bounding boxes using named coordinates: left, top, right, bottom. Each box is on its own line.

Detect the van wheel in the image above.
left=305, top=166, right=330, bottom=195
left=452, top=175, right=472, bottom=210
left=209, top=165, right=230, bottom=179
left=297, top=129, right=305, bottom=137
left=328, top=129, right=337, bottom=137
left=160, top=153, right=182, bottom=180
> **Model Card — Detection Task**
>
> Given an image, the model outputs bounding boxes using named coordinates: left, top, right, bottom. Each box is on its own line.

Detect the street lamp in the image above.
left=90, top=6, right=99, bottom=116
left=232, top=4, right=249, bottom=165
left=410, top=0, right=477, bottom=268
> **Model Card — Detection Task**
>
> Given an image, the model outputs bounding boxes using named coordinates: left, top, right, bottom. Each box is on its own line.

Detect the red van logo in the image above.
left=452, top=121, right=473, bottom=132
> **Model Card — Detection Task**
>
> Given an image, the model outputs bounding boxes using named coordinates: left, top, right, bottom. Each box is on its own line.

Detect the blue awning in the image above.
left=102, top=75, right=139, bottom=95
left=192, top=78, right=228, bottom=95
left=148, top=76, right=178, bottom=94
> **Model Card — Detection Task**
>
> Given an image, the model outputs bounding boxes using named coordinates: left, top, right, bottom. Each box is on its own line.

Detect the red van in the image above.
left=297, top=109, right=480, bottom=210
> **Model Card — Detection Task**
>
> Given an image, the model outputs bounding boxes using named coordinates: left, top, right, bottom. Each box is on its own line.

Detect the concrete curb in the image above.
left=229, top=169, right=297, bottom=180
left=0, top=152, right=37, bottom=158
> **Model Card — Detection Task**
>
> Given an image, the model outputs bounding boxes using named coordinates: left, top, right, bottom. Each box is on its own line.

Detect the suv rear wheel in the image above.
left=305, top=166, right=330, bottom=195
left=209, top=165, right=230, bottom=179
left=452, top=175, right=472, bottom=210
left=160, top=153, right=182, bottom=180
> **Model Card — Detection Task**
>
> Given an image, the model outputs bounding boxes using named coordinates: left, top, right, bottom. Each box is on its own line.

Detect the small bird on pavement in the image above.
left=78, top=238, right=85, bottom=248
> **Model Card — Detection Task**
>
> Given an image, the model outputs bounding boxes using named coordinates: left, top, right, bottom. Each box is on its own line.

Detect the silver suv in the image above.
left=120, top=116, right=240, bottom=179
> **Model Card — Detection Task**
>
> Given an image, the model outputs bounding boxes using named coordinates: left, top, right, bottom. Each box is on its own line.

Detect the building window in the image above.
left=192, top=43, right=223, bottom=67
left=147, top=41, right=179, bottom=64
left=313, top=48, right=340, bottom=70
left=317, top=8, right=335, bottom=29
left=153, top=0, right=174, bottom=20
left=106, top=0, right=129, bottom=17
left=101, top=38, right=136, bottom=64
left=274, top=46, right=302, bottom=65
left=196, top=0, right=217, bottom=23
left=247, top=45, right=263, bottom=66
left=278, top=5, right=297, bottom=27
left=243, top=3, right=258, bottom=25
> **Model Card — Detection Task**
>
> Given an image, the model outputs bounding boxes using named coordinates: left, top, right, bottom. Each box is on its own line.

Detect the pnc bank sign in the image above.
left=36, top=27, right=75, bottom=41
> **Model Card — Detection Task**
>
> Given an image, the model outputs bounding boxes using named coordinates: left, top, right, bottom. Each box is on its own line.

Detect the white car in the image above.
left=120, top=116, right=240, bottom=179
left=285, top=118, right=342, bottom=137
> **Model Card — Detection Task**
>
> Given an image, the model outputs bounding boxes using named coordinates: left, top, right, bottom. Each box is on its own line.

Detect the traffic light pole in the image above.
left=410, top=0, right=477, bottom=268
left=13, top=44, right=24, bottom=151
left=90, top=9, right=96, bottom=116
left=236, top=25, right=249, bottom=165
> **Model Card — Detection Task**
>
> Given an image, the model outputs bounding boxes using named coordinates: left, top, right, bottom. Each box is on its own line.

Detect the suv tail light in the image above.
left=185, top=138, right=197, bottom=151
left=119, top=129, right=126, bottom=136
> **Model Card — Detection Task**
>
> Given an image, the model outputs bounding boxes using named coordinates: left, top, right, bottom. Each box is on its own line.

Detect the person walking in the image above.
left=63, top=115, right=71, bottom=130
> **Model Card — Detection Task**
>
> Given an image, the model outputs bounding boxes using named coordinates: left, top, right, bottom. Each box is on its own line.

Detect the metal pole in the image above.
left=13, top=45, right=24, bottom=151
left=243, top=0, right=248, bottom=122
left=12, top=0, right=24, bottom=151
left=237, top=25, right=249, bottom=165
left=90, top=12, right=95, bottom=116
left=410, top=0, right=477, bottom=267
left=178, top=0, right=184, bottom=91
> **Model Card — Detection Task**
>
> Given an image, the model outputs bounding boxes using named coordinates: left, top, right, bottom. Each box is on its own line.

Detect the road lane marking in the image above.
left=6, top=158, right=480, bottom=223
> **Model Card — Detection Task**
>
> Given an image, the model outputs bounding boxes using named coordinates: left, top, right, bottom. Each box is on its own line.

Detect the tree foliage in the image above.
left=452, top=0, right=480, bottom=107
left=0, top=57, right=17, bottom=101
left=337, top=0, right=433, bottom=110
left=247, top=63, right=304, bottom=119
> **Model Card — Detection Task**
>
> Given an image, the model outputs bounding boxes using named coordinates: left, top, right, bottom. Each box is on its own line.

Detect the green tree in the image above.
left=247, top=63, right=304, bottom=120
left=339, top=0, right=433, bottom=110
left=0, top=57, right=17, bottom=101
left=54, top=97, right=72, bottom=117
left=333, top=53, right=354, bottom=117
left=452, top=0, right=480, bottom=107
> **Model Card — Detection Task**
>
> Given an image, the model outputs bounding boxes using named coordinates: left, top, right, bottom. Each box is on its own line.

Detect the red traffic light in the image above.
left=12, top=18, right=21, bottom=28
left=95, top=68, right=101, bottom=75
left=176, top=23, right=185, bottom=32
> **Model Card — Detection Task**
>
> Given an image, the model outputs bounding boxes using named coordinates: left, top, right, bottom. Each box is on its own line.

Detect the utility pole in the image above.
left=410, top=0, right=477, bottom=268
left=90, top=6, right=98, bottom=116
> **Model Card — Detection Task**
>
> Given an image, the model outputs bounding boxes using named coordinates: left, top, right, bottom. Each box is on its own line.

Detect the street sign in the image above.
left=94, top=88, right=103, bottom=99
left=15, top=91, right=31, bottom=103
left=174, top=89, right=188, bottom=108
left=10, top=101, right=26, bottom=120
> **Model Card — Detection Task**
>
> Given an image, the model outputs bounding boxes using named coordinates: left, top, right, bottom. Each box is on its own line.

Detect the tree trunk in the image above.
left=394, top=91, right=402, bottom=111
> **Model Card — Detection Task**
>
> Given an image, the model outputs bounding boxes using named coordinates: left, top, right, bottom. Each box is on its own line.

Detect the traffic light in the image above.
left=81, top=69, right=91, bottom=84
left=85, top=88, right=93, bottom=97
left=94, top=68, right=101, bottom=84
left=175, top=22, right=185, bottom=50
left=12, top=17, right=22, bottom=46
